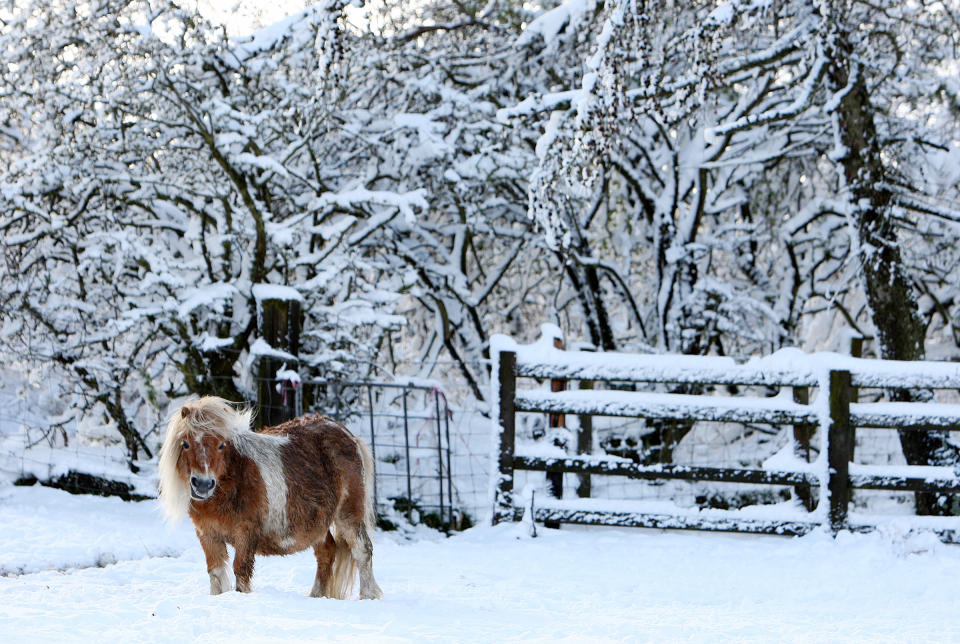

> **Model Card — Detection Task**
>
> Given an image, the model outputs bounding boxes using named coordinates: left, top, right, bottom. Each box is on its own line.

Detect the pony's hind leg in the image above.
left=352, top=523, right=382, bottom=600
left=310, top=532, right=337, bottom=598
left=329, top=515, right=382, bottom=599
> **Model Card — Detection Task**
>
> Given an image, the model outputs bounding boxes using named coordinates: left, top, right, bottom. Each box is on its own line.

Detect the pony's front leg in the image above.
left=232, top=537, right=257, bottom=593
left=197, top=530, right=231, bottom=595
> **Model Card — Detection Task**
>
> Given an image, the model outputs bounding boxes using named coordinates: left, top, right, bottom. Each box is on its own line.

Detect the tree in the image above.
left=510, top=0, right=960, bottom=475
left=817, top=0, right=960, bottom=513
left=0, top=0, right=421, bottom=458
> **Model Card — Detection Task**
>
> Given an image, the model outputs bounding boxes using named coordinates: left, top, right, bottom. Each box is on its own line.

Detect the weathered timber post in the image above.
left=443, top=394, right=454, bottom=527
left=577, top=378, right=594, bottom=499
left=848, top=336, right=863, bottom=462
left=546, top=337, right=566, bottom=528
left=828, top=370, right=853, bottom=533
left=253, top=285, right=302, bottom=428
left=493, top=350, right=517, bottom=524
left=792, top=385, right=815, bottom=511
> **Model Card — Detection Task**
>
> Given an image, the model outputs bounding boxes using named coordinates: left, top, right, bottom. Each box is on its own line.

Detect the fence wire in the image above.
left=6, top=362, right=958, bottom=524
left=213, top=373, right=493, bottom=528
left=0, top=372, right=494, bottom=526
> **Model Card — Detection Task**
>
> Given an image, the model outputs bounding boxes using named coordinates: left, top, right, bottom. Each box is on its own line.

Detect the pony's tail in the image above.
left=355, top=436, right=377, bottom=534
left=326, top=538, right=358, bottom=600
left=325, top=436, right=377, bottom=600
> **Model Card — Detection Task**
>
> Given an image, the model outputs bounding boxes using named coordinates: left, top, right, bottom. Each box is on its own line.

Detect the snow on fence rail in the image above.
left=490, top=331, right=960, bottom=539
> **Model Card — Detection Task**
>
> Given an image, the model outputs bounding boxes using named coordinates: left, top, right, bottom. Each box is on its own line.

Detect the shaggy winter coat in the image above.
left=158, top=396, right=382, bottom=599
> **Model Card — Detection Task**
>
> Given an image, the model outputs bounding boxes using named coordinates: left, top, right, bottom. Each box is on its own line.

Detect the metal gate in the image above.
left=257, top=377, right=456, bottom=528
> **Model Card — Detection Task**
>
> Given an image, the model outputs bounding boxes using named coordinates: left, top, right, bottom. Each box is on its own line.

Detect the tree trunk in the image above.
left=827, top=27, right=957, bottom=515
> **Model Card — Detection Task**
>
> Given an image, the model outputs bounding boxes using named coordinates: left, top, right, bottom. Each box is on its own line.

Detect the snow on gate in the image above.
left=491, top=327, right=960, bottom=539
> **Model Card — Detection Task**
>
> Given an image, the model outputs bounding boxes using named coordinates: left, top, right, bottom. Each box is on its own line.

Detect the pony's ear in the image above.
left=181, top=407, right=192, bottom=419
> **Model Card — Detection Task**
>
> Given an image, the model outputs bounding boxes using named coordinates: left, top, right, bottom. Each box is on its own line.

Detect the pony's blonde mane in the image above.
left=157, top=396, right=253, bottom=522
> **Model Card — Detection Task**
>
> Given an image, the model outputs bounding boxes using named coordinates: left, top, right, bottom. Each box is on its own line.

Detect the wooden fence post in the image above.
left=848, top=336, right=862, bottom=462
left=792, top=385, right=815, bottom=511
left=493, top=350, right=517, bottom=524
left=828, top=370, right=853, bottom=533
left=255, top=289, right=301, bottom=428
left=546, top=337, right=566, bottom=528
left=577, top=378, right=594, bottom=499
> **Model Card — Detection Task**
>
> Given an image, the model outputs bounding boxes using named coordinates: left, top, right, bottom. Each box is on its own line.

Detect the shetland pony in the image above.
left=158, top=396, right=382, bottom=599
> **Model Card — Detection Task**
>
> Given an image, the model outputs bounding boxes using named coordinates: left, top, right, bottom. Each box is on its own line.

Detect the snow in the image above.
left=763, top=442, right=820, bottom=473
left=4, top=484, right=960, bottom=641
left=248, top=337, right=298, bottom=362
left=852, top=401, right=960, bottom=428
left=393, top=113, right=453, bottom=157
left=308, top=188, right=429, bottom=226
left=535, top=111, right=566, bottom=160
left=706, top=1, right=737, bottom=25
left=274, top=362, right=300, bottom=384
left=176, top=283, right=238, bottom=319
left=251, top=283, right=303, bottom=303
left=527, top=495, right=815, bottom=528
left=514, top=387, right=960, bottom=429
left=230, top=6, right=321, bottom=61
left=0, top=485, right=188, bottom=576
left=492, top=339, right=960, bottom=389
left=514, top=388, right=817, bottom=424
left=196, top=334, right=235, bottom=353
left=849, top=462, right=959, bottom=480
left=231, top=152, right=289, bottom=177
left=496, top=90, right=579, bottom=122
left=517, top=0, right=596, bottom=51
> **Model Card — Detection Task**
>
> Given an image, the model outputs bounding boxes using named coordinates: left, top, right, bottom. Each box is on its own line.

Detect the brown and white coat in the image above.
left=158, top=397, right=382, bottom=599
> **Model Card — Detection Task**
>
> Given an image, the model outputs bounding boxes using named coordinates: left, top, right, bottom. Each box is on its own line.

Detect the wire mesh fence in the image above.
left=0, top=369, right=495, bottom=525
left=306, top=380, right=456, bottom=527
left=6, top=354, right=958, bottom=526
left=210, top=374, right=494, bottom=529
left=0, top=383, right=159, bottom=499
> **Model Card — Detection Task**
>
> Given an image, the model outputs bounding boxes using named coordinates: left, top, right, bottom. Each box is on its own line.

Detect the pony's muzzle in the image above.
left=190, top=475, right=217, bottom=499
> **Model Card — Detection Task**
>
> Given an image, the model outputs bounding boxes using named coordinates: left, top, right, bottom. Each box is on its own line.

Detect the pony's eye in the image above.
left=181, top=440, right=190, bottom=450
left=218, top=442, right=226, bottom=450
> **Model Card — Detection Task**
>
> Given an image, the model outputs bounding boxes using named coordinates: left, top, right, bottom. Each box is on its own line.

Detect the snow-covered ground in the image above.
left=2, top=484, right=960, bottom=642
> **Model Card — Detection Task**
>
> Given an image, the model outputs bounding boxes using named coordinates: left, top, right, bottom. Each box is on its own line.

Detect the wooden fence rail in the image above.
left=492, top=344, right=960, bottom=539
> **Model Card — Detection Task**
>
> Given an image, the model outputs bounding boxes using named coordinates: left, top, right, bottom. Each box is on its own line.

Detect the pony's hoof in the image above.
left=359, top=588, right=383, bottom=600
left=209, top=566, right=231, bottom=595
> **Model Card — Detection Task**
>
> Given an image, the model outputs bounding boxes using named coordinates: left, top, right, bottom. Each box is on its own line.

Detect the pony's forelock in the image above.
left=157, top=396, right=253, bottom=522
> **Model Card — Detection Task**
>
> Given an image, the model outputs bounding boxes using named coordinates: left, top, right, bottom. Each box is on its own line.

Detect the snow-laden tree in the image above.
left=509, top=0, right=832, bottom=358
left=0, top=0, right=422, bottom=455
left=0, top=0, right=573, bottom=450
left=331, top=1, right=541, bottom=400
left=813, top=0, right=960, bottom=513
left=4, top=0, right=960, bottom=497
left=326, top=0, right=601, bottom=400
left=507, top=0, right=960, bottom=473
left=500, top=0, right=833, bottom=458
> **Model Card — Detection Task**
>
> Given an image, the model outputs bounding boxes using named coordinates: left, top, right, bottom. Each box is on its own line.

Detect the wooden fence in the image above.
left=492, top=342, right=960, bottom=539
